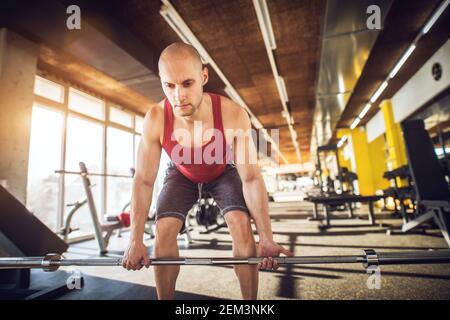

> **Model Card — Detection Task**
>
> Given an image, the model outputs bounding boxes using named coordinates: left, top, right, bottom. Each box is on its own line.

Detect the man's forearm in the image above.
left=242, top=177, right=273, bottom=241
left=130, top=178, right=153, bottom=242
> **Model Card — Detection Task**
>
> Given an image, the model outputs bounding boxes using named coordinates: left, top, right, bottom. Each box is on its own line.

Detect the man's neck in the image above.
left=177, top=93, right=210, bottom=125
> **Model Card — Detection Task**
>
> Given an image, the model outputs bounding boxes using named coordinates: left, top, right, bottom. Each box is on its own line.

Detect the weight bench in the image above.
left=399, top=120, right=450, bottom=246
left=306, top=194, right=383, bottom=228
left=382, top=165, right=417, bottom=224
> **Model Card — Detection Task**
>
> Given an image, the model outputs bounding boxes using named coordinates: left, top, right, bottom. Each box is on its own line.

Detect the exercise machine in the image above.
left=55, top=162, right=155, bottom=254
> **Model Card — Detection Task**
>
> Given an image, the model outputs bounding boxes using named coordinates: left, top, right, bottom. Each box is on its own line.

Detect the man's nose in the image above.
left=174, top=86, right=186, bottom=103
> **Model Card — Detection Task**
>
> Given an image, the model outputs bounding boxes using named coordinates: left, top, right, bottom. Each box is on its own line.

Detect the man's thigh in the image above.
left=156, top=166, right=199, bottom=230
left=205, top=164, right=250, bottom=217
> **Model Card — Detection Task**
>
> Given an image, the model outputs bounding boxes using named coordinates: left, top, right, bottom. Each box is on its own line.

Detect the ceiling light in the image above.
left=422, top=0, right=450, bottom=34
left=358, top=103, right=372, bottom=119
left=350, top=117, right=361, bottom=130
left=389, top=44, right=416, bottom=79
left=252, top=0, right=277, bottom=50
left=369, top=81, right=388, bottom=104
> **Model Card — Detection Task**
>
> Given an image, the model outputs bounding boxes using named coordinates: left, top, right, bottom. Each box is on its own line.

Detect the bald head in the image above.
left=158, top=42, right=209, bottom=118
left=158, top=42, right=203, bottom=73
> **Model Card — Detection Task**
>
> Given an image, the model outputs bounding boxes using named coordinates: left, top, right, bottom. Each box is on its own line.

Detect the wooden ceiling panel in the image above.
left=267, top=0, right=325, bottom=162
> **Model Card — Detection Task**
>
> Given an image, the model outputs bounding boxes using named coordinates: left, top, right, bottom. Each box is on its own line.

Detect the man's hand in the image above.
left=122, top=240, right=151, bottom=271
left=257, top=239, right=294, bottom=271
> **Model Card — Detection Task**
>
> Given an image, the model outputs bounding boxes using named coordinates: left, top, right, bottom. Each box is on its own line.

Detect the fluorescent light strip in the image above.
left=278, top=76, right=289, bottom=103
left=253, top=0, right=277, bottom=50
left=389, top=44, right=416, bottom=79
left=358, top=103, right=372, bottom=119
left=350, top=117, right=361, bottom=130
left=369, top=81, right=388, bottom=104
left=253, top=0, right=301, bottom=161
left=422, top=0, right=450, bottom=34
left=337, top=135, right=348, bottom=148
left=160, top=0, right=288, bottom=164
left=160, top=3, right=210, bottom=64
left=224, top=86, right=264, bottom=129
left=161, top=12, right=190, bottom=44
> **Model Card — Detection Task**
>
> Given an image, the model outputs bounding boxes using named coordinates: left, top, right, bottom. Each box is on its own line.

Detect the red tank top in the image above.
left=162, top=93, right=232, bottom=183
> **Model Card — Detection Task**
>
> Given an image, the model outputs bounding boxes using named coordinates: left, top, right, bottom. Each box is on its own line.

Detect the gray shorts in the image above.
left=155, top=163, right=250, bottom=230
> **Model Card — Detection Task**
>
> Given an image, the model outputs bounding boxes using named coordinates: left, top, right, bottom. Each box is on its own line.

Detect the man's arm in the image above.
left=130, top=107, right=162, bottom=241
left=233, top=108, right=272, bottom=240
left=123, top=106, right=162, bottom=270
left=232, top=107, right=293, bottom=270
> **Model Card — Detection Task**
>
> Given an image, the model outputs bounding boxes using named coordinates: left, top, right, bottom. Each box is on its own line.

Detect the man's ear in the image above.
left=202, top=66, right=209, bottom=86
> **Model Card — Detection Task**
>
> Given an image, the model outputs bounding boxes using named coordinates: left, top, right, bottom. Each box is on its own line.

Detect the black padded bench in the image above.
left=306, top=194, right=383, bottom=227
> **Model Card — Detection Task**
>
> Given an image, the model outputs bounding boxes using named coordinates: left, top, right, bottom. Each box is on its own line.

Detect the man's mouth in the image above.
left=175, top=104, right=190, bottom=109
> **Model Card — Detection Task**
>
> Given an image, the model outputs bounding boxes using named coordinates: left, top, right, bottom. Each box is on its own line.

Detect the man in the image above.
left=122, top=42, right=293, bottom=300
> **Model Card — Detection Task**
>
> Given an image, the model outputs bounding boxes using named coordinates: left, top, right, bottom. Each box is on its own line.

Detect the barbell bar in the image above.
left=54, top=170, right=133, bottom=179
left=1, top=249, right=450, bottom=272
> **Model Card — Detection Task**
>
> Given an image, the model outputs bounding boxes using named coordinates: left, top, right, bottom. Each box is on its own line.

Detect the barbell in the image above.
left=54, top=161, right=135, bottom=178
left=54, top=169, right=133, bottom=179
left=1, top=249, right=450, bottom=272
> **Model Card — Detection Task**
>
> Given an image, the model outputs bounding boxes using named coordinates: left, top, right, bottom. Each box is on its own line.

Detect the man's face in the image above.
left=160, top=57, right=208, bottom=117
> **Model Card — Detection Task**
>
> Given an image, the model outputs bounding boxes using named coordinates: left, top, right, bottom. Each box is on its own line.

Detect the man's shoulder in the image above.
left=141, top=101, right=165, bottom=142
left=145, top=100, right=165, bottom=122
left=215, top=93, right=247, bottom=120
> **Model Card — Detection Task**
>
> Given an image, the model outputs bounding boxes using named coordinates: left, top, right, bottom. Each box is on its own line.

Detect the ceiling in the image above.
left=1, top=0, right=448, bottom=165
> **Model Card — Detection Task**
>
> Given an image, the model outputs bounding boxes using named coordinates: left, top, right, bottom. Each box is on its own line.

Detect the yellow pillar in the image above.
left=380, top=100, right=407, bottom=170
left=367, top=135, right=389, bottom=192
left=337, top=128, right=375, bottom=195
left=380, top=99, right=408, bottom=187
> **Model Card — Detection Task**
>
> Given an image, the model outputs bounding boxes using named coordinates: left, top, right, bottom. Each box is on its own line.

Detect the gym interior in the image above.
left=1, top=0, right=450, bottom=300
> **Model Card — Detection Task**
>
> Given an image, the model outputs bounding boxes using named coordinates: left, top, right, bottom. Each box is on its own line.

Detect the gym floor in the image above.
left=30, top=202, right=450, bottom=300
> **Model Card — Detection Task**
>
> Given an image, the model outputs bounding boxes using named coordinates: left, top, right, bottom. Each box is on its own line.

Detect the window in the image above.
left=106, top=127, right=134, bottom=215
left=28, top=75, right=147, bottom=238
left=26, top=104, right=64, bottom=231
left=64, top=115, right=104, bottom=237
left=68, top=88, right=105, bottom=120
left=34, top=76, right=64, bottom=103
left=110, top=106, right=134, bottom=128
left=135, top=116, right=144, bottom=134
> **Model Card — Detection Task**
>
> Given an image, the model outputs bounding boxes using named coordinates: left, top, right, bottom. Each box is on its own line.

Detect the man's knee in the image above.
left=225, top=211, right=252, bottom=234
left=225, top=211, right=255, bottom=253
left=154, top=217, right=183, bottom=255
